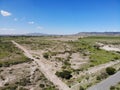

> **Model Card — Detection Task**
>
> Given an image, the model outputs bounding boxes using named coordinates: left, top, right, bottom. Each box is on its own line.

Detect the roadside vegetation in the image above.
left=110, top=82, right=120, bottom=90
left=0, top=37, right=58, bottom=90
left=55, top=70, right=72, bottom=79
left=0, top=38, right=31, bottom=67
left=1, top=36, right=120, bottom=90
left=106, top=67, right=116, bottom=75
left=67, top=37, right=120, bottom=67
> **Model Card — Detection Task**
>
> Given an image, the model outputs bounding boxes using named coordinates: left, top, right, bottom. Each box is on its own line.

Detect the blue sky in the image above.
left=0, top=0, right=120, bottom=34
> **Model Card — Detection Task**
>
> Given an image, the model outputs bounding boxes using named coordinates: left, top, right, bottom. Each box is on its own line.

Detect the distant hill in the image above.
left=26, top=33, right=49, bottom=36
left=76, top=32, right=120, bottom=36
left=0, top=32, right=120, bottom=36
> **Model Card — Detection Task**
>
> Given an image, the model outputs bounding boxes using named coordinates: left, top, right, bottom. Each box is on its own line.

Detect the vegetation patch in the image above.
left=56, top=70, right=72, bottom=79
left=0, top=38, right=31, bottom=67
left=110, top=82, right=120, bottom=90
left=106, top=67, right=116, bottom=75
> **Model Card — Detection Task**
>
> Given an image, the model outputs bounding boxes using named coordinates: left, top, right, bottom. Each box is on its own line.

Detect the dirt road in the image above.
left=71, top=43, right=120, bottom=90
left=11, top=40, right=70, bottom=90
left=71, top=60, right=120, bottom=90
left=86, top=60, right=120, bottom=74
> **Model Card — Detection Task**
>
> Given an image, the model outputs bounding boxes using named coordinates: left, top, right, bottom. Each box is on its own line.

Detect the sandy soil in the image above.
left=12, top=40, right=70, bottom=90
left=97, top=42, right=120, bottom=52
left=70, top=53, right=88, bottom=69
left=101, top=45, right=120, bottom=51
left=47, top=36, right=79, bottom=41
left=71, top=43, right=120, bottom=90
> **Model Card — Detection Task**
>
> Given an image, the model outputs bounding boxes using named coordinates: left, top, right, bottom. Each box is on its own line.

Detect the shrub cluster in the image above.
left=106, top=67, right=116, bottom=75
left=55, top=70, right=72, bottom=79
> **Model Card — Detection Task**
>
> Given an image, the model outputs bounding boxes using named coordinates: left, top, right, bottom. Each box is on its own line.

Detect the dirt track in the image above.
left=12, top=40, right=120, bottom=90
left=71, top=43, right=120, bottom=90
left=11, top=40, right=70, bottom=90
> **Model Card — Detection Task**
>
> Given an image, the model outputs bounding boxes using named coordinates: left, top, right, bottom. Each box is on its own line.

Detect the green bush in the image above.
left=93, top=45, right=100, bottom=50
left=0, top=40, right=30, bottom=67
left=39, top=84, right=45, bottom=88
left=110, top=86, right=115, bottom=90
left=106, top=67, right=116, bottom=75
left=17, top=78, right=31, bottom=86
left=0, top=84, right=17, bottom=90
left=96, top=72, right=108, bottom=80
left=19, top=87, right=28, bottom=90
left=43, top=53, right=49, bottom=59
left=55, top=70, right=72, bottom=79
left=79, top=86, right=85, bottom=90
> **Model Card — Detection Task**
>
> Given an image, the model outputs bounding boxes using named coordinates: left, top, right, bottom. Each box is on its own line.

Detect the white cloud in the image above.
left=37, top=26, right=44, bottom=30
left=28, top=21, right=35, bottom=24
left=0, top=10, right=11, bottom=16
left=14, top=18, right=18, bottom=21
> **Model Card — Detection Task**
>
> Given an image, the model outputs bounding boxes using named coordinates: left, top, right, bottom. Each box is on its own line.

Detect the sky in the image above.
left=0, top=0, right=120, bottom=35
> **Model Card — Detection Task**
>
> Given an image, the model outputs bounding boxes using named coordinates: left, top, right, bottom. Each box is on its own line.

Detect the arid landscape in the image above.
left=0, top=0, right=120, bottom=90
left=0, top=35, right=120, bottom=90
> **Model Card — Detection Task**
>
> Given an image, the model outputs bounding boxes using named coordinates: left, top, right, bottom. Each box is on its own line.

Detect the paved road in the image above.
left=71, top=61, right=120, bottom=90
left=87, top=71, right=120, bottom=90
left=12, top=40, right=70, bottom=90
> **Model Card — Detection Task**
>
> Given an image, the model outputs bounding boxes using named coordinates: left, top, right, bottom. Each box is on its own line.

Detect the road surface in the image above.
left=87, top=71, right=120, bottom=90
left=87, top=42, right=120, bottom=90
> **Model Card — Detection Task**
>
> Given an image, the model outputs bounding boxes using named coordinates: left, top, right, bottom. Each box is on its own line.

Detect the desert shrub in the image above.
left=43, top=85, right=56, bottom=90
left=0, top=40, right=31, bottom=67
left=114, top=56, right=119, bottom=60
left=93, top=45, right=100, bottom=50
left=116, top=51, right=120, bottom=54
left=4, top=83, right=9, bottom=86
left=64, top=60, right=71, bottom=66
left=79, top=86, right=85, bottom=90
left=0, top=75, right=5, bottom=80
left=39, top=84, right=45, bottom=88
left=96, top=72, right=108, bottom=80
left=19, top=87, right=28, bottom=90
left=0, top=63, right=2, bottom=67
left=0, top=84, right=17, bottom=90
left=96, top=76, right=101, bottom=80
left=62, top=65, right=67, bottom=69
left=106, top=67, right=116, bottom=75
left=17, top=78, right=31, bottom=86
left=110, top=86, right=115, bottom=90
left=55, top=70, right=72, bottom=79
left=43, top=53, right=49, bottom=59
left=0, top=57, right=30, bottom=67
